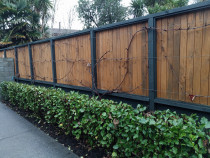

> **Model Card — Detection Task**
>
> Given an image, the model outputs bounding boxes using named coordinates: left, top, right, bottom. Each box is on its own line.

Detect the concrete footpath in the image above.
left=0, top=102, right=79, bottom=158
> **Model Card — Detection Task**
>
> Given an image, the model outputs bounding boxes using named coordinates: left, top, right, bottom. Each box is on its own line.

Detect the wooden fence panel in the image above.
left=157, top=9, right=210, bottom=106
left=201, top=9, right=210, bottom=105
left=193, top=11, right=203, bottom=104
left=17, top=46, right=30, bottom=79
left=31, top=42, right=53, bottom=82
left=54, top=34, right=92, bottom=87
left=6, top=49, right=16, bottom=74
left=0, top=51, right=3, bottom=58
left=96, top=22, right=149, bottom=96
left=179, top=15, right=188, bottom=102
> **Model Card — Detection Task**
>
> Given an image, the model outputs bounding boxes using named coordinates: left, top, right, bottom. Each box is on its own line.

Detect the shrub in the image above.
left=0, top=81, right=209, bottom=157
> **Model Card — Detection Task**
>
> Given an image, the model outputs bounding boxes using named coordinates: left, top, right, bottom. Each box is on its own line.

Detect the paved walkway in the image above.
left=0, top=102, right=79, bottom=158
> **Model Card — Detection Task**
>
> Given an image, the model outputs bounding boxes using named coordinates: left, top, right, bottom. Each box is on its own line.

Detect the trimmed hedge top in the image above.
left=0, top=81, right=210, bottom=157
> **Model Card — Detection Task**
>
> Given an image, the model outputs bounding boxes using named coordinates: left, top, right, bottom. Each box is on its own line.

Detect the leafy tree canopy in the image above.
left=28, top=0, right=52, bottom=36
left=77, top=0, right=128, bottom=28
left=0, top=0, right=52, bottom=48
left=130, top=0, right=189, bottom=17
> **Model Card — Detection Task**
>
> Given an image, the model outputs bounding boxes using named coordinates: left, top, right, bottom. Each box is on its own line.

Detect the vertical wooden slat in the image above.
left=86, top=34, right=92, bottom=87
left=122, top=26, right=130, bottom=93
left=96, top=32, right=101, bottom=89
left=135, top=23, right=142, bottom=95
left=185, top=13, right=196, bottom=102
left=119, top=27, right=127, bottom=92
left=156, top=19, right=162, bottom=98
left=116, top=28, right=122, bottom=91
left=76, top=37, right=81, bottom=85
left=112, top=29, right=119, bottom=90
left=161, top=18, right=168, bottom=99
left=103, top=30, right=110, bottom=90
left=79, top=36, right=84, bottom=85
left=126, top=25, right=132, bottom=92
left=82, top=35, right=91, bottom=87
left=56, top=39, right=66, bottom=84
left=142, top=23, right=149, bottom=96
left=173, top=16, right=181, bottom=100
left=100, top=31, right=106, bottom=90
left=64, top=39, right=69, bottom=83
left=128, top=25, right=135, bottom=92
left=108, top=29, right=114, bottom=91
left=91, top=30, right=97, bottom=91
left=179, top=15, right=188, bottom=101
left=131, top=25, right=137, bottom=93
left=167, top=17, right=174, bottom=99
left=70, top=37, right=75, bottom=84
left=102, top=31, right=107, bottom=90
left=193, top=11, right=204, bottom=104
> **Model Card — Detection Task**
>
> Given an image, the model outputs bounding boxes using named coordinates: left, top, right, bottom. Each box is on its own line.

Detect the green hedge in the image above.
left=0, top=81, right=210, bottom=157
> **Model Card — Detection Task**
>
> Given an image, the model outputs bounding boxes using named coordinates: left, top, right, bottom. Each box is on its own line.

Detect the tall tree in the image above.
left=66, top=7, right=76, bottom=30
left=130, top=0, right=189, bottom=17
left=28, top=0, right=52, bottom=38
left=0, top=0, right=41, bottom=48
left=50, top=0, right=60, bottom=29
left=77, top=0, right=128, bottom=28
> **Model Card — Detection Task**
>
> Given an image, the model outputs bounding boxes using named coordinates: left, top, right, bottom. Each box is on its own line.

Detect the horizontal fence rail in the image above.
left=1, top=1, right=210, bottom=116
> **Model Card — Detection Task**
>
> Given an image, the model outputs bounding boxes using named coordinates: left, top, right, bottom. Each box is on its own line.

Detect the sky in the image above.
left=51, top=0, right=195, bottom=30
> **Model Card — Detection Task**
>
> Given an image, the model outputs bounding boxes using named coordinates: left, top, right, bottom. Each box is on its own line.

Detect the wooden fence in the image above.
left=1, top=1, right=210, bottom=113
left=157, top=9, right=210, bottom=107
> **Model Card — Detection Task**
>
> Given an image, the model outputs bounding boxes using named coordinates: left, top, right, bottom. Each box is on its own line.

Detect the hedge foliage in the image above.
left=0, top=81, right=210, bottom=157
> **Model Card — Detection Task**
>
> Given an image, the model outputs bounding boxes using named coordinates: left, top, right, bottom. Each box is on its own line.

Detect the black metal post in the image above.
left=28, top=44, right=34, bottom=83
left=148, top=17, right=157, bottom=111
left=50, top=39, right=57, bottom=87
left=90, top=30, right=97, bottom=94
left=4, top=49, right=6, bottom=58
left=15, top=47, right=19, bottom=77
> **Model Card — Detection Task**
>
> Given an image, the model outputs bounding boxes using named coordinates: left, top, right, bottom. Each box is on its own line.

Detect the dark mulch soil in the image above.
left=4, top=102, right=108, bottom=158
